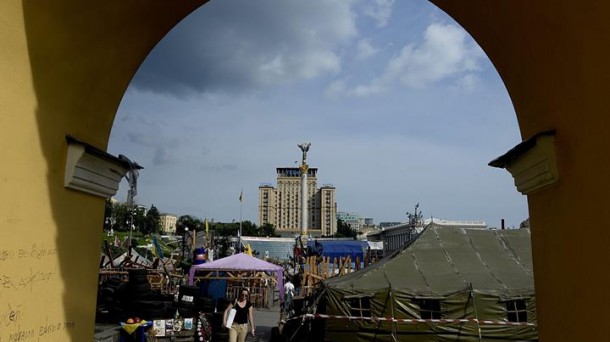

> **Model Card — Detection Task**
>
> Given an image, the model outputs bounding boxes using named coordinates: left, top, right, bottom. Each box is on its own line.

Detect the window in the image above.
left=416, top=299, right=442, bottom=319
left=344, top=296, right=372, bottom=318
left=505, top=299, right=527, bottom=322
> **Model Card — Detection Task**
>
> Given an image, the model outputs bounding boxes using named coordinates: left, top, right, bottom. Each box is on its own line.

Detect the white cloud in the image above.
left=341, top=23, right=485, bottom=97
left=324, top=80, right=347, bottom=99
left=350, top=80, right=385, bottom=97
left=396, top=23, right=483, bottom=87
left=259, top=49, right=342, bottom=85
left=133, top=0, right=358, bottom=96
left=356, top=38, right=379, bottom=60
left=324, top=77, right=386, bottom=98
left=454, top=74, right=481, bottom=92
left=296, top=50, right=343, bottom=79
left=362, top=0, right=396, bottom=27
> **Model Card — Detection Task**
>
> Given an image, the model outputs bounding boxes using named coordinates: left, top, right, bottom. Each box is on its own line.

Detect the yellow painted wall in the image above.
left=432, top=1, right=610, bottom=340
left=1, top=0, right=609, bottom=341
left=0, top=1, right=205, bottom=340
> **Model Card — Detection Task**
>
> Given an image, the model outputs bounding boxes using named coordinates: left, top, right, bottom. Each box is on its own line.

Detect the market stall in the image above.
left=188, top=253, right=285, bottom=307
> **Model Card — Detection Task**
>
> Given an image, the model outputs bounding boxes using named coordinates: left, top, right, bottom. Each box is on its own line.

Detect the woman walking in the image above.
left=223, top=288, right=255, bottom=342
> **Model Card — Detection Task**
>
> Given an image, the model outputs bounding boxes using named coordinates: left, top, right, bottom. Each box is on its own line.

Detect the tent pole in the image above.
left=288, top=287, right=327, bottom=342
left=373, top=288, right=392, bottom=342
left=470, top=283, right=482, bottom=341
left=389, top=289, right=398, bottom=342
left=382, top=270, right=398, bottom=342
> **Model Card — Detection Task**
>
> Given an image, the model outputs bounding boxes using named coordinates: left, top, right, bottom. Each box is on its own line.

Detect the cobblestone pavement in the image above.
left=250, top=303, right=282, bottom=342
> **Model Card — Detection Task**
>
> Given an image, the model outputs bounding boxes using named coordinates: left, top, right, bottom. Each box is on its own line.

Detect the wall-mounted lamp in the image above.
left=489, top=130, right=559, bottom=195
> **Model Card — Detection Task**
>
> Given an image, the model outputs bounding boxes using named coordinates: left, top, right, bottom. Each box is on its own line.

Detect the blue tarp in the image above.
left=198, top=278, right=227, bottom=303
left=306, top=240, right=367, bottom=260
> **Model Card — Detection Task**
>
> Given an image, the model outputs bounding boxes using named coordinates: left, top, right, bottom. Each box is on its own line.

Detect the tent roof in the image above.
left=367, top=241, right=383, bottom=250
left=190, top=252, right=283, bottom=272
left=324, top=227, right=533, bottom=296
left=307, top=240, right=367, bottom=259
left=188, top=253, right=285, bottom=300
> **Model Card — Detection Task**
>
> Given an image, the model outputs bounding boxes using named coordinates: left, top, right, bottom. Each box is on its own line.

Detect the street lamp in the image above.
left=182, top=227, right=189, bottom=263
left=105, top=216, right=115, bottom=236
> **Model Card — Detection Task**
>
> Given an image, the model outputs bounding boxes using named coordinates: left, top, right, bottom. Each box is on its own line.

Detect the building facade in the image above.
left=159, top=213, right=178, bottom=234
left=259, top=167, right=337, bottom=237
left=337, top=211, right=364, bottom=231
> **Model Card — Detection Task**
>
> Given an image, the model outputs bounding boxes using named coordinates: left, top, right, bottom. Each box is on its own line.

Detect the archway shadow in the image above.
left=21, top=0, right=207, bottom=339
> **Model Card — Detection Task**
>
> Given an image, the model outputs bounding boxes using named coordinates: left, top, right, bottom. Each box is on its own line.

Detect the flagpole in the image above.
left=239, top=188, right=243, bottom=252
left=205, top=219, right=209, bottom=248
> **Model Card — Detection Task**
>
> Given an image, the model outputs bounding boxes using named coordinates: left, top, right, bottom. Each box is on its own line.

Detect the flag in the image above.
left=239, top=190, right=243, bottom=202
left=153, top=235, right=164, bottom=258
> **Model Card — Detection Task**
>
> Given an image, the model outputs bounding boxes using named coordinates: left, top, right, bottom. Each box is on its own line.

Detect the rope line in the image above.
left=285, top=313, right=536, bottom=327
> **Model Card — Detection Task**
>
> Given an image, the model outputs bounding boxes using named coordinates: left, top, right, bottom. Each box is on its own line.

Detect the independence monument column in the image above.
left=298, top=143, right=311, bottom=237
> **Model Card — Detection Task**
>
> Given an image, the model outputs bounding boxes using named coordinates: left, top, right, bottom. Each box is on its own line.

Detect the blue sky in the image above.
left=109, top=0, right=528, bottom=228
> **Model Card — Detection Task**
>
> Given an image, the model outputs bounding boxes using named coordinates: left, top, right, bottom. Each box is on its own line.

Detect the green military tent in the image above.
left=317, top=227, right=537, bottom=341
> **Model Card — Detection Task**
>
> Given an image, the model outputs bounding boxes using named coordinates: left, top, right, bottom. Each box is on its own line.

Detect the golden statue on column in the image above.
left=297, top=143, right=311, bottom=238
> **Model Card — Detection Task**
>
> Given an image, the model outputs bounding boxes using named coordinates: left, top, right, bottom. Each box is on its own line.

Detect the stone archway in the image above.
left=431, top=2, right=610, bottom=340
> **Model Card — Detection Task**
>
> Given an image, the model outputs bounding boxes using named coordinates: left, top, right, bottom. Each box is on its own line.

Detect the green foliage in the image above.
left=103, top=199, right=114, bottom=230
left=210, top=221, right=239, bottom=237
left=135, top=246, right=155, bottom=260
left=113, top=203, right=130, bottom=231
left=334, top=218, right=357, bottom=238
left=519, top=218, right=530, bottom=228
left=133, top=206, right=146, bottom=232
left=143, top=205, right=162, bottom=235
left=241, top=220, right=257, bottom=236
left=103, top=200, right=136, bottom=234
left=176, top=215, right=203, bottom=235
left=260, top=223, right=279, bottom=237
left=210, top=220, right=278, bottom=238
left=104, top=199, right=153, bottom=234
left=101, top=240, right=126, bottom=257
left=216, top=235, right=233, bottom=258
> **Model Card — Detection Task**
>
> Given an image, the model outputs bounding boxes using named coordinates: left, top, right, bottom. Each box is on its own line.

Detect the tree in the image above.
left=334, top=218, right=357, bottom=238
left=143, top=205, right=162, bottom=235
left=103, top=199, right=115, bottom=231
left=519, top=218, right=530, bottom=228
left=212, top=221, right=239, bottom=237
left=113, top=202, right=130, bottom=231
left=216, top=236, right=233, bottom=258
left=259, top=223, right=278, bottom=237
left=176, top=215, right=203, bottom=235
left=240, top=220, right=258, bottom=236
left=132, top=206, right=146, bottom=232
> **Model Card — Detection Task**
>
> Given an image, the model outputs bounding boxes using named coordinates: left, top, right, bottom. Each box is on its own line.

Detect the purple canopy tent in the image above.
left=188, top=253, right=285, bottom=301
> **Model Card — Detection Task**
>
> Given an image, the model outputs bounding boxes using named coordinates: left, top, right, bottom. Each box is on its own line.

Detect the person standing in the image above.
left=293, top=271, right=302, bottom=296
left=283, top=278, right=295, bottom=315
left=223, top=288, right=255, bottom=342
left=284, top=278, right=295, bottom=298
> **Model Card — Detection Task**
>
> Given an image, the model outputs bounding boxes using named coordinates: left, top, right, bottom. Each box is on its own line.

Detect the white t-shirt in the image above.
left=284, top=281, right=295, bottom=295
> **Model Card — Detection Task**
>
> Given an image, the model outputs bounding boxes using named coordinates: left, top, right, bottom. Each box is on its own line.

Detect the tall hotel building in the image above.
left=259, top=167, right=337, bottom=237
